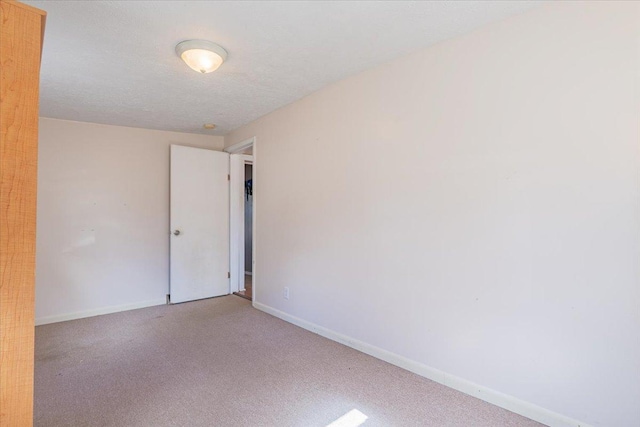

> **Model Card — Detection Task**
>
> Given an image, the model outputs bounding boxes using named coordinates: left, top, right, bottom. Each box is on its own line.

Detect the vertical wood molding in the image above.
left=0, top=1, right=45, bottom=425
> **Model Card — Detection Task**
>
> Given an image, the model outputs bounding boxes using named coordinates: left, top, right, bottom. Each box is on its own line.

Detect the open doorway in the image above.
left=235, top=161, right=253, bottom=300
left=226, top=137, right=255, bottom=302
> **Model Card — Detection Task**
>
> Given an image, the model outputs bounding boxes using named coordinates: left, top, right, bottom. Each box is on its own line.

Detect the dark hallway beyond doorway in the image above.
left=234, top=274, right=252, bottom=301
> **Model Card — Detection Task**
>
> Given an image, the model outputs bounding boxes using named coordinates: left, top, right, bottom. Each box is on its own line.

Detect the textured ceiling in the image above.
left=26, top=1, right=539, bottom=135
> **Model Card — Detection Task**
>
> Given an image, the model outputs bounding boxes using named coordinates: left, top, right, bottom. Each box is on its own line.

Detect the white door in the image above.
left=170, top=145, right=229, bottom=303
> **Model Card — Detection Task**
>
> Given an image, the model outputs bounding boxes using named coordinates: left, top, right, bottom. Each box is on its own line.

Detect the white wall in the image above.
left=36, top=118, right=224, bottom=324
left=225, top=2, right=640, bottom=426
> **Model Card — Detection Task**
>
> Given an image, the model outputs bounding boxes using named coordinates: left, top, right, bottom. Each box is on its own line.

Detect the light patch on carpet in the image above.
left=326, top=409, right=368, bottom=427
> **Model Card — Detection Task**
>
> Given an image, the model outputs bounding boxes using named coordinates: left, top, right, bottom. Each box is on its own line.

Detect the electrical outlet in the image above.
left=283, top=287, right=290, bottom=300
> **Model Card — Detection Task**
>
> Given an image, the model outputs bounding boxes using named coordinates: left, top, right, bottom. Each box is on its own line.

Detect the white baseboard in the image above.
left=253, top=302, right=591, bottom=427
left=36, top=298, right=167, bottom=326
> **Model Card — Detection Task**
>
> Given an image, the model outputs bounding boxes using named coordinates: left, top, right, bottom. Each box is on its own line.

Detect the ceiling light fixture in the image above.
left=203, top=123, right=216, bottom=130
left=176, top=40, right=227, bottom=74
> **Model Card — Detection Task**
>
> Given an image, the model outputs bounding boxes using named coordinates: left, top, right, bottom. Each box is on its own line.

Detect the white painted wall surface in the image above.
left=225, top=3, right=640, bottom=426
left=36, top=118, right=224, bottom=324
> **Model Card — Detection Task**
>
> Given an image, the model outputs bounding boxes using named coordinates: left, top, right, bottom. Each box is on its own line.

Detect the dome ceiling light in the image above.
left=176, top=40, right=227, bottom=74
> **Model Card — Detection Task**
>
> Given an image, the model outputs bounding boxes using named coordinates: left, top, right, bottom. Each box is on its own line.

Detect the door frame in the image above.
left=225, top=137, right=256, bottom=303
left=229, top=154, right=252, bottom=293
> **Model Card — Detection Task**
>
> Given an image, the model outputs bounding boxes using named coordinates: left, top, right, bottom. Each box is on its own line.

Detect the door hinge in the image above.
left=227, top=174, right=230, bottom=181
left=227, top=272, right=231, bottom=278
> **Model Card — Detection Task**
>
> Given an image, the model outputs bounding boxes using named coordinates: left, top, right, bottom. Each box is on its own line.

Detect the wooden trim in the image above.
left=0, top=1, right=46, bottom=425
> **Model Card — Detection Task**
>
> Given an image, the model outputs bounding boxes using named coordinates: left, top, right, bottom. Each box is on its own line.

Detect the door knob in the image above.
left=173, top=230, right=181, bottom=236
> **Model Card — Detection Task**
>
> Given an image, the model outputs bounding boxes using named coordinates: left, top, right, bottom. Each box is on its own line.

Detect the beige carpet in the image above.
left=35, top=296, right=543, bottom=427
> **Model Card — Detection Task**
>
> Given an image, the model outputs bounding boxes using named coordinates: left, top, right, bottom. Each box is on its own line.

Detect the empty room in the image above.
left=1, top=1, right=638, bottom=426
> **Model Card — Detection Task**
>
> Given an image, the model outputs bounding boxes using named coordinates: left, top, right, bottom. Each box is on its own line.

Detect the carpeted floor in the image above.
left=35, top=296, right=543, bottom=427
